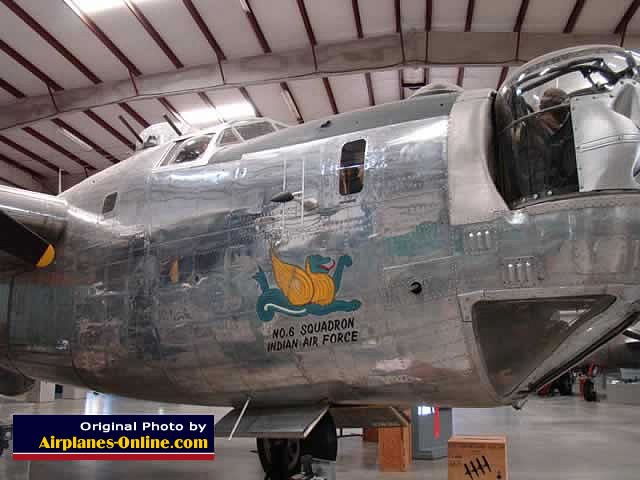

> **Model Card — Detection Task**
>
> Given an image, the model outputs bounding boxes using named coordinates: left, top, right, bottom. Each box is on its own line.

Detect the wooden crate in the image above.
left=448, top=435, right=507, bottom=480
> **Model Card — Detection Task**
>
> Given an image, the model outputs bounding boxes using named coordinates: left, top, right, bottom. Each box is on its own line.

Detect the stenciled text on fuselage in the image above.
left=266, top=316, right=359, bottom=353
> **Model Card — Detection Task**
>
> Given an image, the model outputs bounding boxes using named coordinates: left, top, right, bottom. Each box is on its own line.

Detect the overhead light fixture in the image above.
left=217, top=102, right=255, bottom=120
left=58, top=128, right=93, bottom=151
left=281, top=89, right=302, bottom=123
left=239, top=0, right=251, bottom=13
left=63, top=0, right=151, bottom=14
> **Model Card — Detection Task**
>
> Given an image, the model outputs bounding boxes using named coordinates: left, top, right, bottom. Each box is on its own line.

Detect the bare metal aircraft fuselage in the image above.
left=2, top=46, right=640, bottom=414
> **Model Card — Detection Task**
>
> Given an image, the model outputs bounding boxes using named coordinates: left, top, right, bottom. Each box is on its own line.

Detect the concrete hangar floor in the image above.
left=0, top=394, right=638, bottom=480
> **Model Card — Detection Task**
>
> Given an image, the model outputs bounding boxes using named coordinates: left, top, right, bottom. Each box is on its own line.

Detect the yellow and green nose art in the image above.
left=253, top=250, right=361, bottom=322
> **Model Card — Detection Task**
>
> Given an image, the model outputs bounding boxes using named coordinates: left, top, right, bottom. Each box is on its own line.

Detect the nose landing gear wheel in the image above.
left=583, top=379, right=597, bottom=402
left=257, top=438, right=301, bottom=478
left=256, top=413, right=338, bottom=479
left=300, top=413, right=337, bottom=461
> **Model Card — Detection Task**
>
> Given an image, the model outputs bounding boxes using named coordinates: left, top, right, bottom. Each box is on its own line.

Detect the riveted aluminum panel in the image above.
left=447, top=89, right=508, bottom=226
left=572, top=88, right=640, bottom=192
left=383, top=257, right=456, bottom=305
left=501, top=256, right=542, bottom=287
left=0, top=185, right=67, bottom=241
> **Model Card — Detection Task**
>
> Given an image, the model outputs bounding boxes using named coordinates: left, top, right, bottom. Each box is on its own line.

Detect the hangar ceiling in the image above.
left=0, top=0, right=639, bottom=193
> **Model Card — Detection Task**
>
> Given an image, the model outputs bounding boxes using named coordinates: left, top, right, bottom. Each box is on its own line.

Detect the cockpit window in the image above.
left=494, top=47, right=640, bottom=208
left=217, top=128, right=242, bottom=147
left=160, top=134, right=213, bottom=167
left=235, top=121, right=275, bottom=141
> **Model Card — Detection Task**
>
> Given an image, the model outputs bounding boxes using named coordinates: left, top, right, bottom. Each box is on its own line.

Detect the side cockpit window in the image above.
left=339, top=139, right=366, bottom=195
left=235, top=121, right=275, bottom=141
left=159, top=134, right=213, bottom=167
left=217, top=128, right=242, bottom=147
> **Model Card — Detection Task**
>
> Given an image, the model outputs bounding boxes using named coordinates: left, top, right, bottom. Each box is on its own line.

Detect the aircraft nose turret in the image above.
left=573, top=78, right=640, bottom=192
left=493, top=45, right=640, bottom=208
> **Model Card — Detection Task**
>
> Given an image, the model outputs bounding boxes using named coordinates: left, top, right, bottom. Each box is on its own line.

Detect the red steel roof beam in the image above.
left=352, top=0, right=375, bottom=106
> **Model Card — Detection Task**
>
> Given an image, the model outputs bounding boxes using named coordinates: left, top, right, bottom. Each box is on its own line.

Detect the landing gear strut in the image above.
left=257, top=413, right=337, bottom=480
left=0, top=425, right=11, bottom=457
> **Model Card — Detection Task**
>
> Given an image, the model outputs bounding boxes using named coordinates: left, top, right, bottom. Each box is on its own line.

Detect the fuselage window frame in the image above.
left=234, top=121, right=276, bottom=141
left=102, top=192, right=118, bottom=217
left=216, top=127, right=243, bottom=147
left=339, top=138, right=366, bottom=196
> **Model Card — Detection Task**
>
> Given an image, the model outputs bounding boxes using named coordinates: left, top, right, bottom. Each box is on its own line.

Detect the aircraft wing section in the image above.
left=215, top=404, right=329, bottom=439
left=329, top=406, right=410, bottom=428
left=0, top=185, right=67, bottom=270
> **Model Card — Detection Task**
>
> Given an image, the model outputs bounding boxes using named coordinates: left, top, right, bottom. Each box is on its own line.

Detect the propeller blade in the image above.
left=0, top=210, right=55, bottom=268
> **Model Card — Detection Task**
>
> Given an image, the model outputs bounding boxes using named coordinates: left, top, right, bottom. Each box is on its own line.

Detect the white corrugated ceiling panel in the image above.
left=403, top=67, right=424, bottom=99
left=328, top=74, right=369, bottom=113
left=356, top=0, right=394, bottom=37
left=250, top=0, right=308, bottom=52
left=205, top=88, right=257, bottom=123
left=4, top=128, right=86, bottom=174
left=463, top=67, right=501, bottom=90
left=0, top=89, right=17, bottom=106
left=37, top=120, right=107, bottom=170
left=0, top=48, right=53, bottom=98
left=574, top=0, right=632, bottom=33
left=432, top=0, right=467, bottom=31
left=83, top=2, right=175, bottom=75
left=91, top=104, right=140, bottom=146
left=16, top=0, right=129, bottom=83
left=84, top=104, right=140, bottom=158
left=522, top=0, right=575, bottom=32
left=244, top=84, right=296, bottom=125
left=125, top=99, right=167, bottom=128
left=288, top=78, right=333, bottom=121
left=472, top=0, right=520, bottom=32
left=371, top=70, right=400, bottom=106
left=57, top=110, right=130, bottom=167
left=401, top=0, right=426, bottom=31
left=304, top=0, right=356, bottom=43
left=133, top=0, right=218, bottom=67
left=164, top=93, right=220, bottom=129
left=429, top=67, right=458, bottom=85
left=0, top=142, right=55, bottom=177
left=191, top=0, right=262, bottom=59
left=0, top=2, right=92, bottom=90
left=626, top=8, right=640, bottom=33
left=0, top=164, right=39, bottom=190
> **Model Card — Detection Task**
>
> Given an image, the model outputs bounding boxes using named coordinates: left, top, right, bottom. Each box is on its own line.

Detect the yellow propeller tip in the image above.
left=36, top=244, right=55, bottom=268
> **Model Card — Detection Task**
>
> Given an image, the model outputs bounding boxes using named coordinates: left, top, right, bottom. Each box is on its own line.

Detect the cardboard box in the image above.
left=448, top=435, right=507, bottom=480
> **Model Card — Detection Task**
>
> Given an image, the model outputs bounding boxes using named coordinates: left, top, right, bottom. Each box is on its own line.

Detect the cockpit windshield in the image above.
left=494, top=46, right=640, bottom=207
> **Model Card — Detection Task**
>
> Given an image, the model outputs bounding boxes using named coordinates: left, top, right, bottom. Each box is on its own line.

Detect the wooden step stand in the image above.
left=378, top=410, right=412, bottom=472
left=362, top=427, right=378, bottom=442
